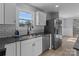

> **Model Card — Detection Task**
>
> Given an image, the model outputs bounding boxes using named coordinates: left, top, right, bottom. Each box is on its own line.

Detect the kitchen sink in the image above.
left=20, top=34, right=42, bottom=40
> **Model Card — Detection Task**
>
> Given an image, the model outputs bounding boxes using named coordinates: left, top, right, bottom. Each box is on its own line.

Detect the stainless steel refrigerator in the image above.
left=44, top=18, right=62, bottom=50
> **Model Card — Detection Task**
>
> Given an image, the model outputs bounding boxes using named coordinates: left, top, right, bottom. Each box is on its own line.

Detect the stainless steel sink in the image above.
left=20, top=34, right=42, bottom=40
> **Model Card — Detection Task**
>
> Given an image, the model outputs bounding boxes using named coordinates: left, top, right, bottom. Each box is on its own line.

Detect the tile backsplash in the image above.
left=18, top=25, right=44, bottom=35
left=0, top=24, right=44, bottom=38
left=0, top=24, right=16, bottom=38
left=31, top=25, right=44, bottom=34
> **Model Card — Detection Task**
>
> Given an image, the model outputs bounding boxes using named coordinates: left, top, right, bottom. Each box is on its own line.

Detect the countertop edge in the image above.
left=4, top=33, right=50, bottom=45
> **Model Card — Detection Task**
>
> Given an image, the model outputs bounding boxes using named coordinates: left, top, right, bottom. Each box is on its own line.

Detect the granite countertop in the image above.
left=0, top=32, right=50, bottom=45
left=73, top=36, right=79, bottom=50
left=0, top=32, right=48, bottom=39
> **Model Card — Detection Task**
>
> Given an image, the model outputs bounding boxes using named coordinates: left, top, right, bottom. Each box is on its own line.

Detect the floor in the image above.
left=41, top=36, right=77, bottom=56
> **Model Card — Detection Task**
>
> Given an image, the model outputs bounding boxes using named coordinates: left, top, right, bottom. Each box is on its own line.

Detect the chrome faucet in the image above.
left=27, top=22, right=34, bottom=35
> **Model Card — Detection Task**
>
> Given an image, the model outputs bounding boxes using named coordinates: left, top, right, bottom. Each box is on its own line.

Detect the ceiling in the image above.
left=29, top=3, right=79, bottom=18
left=29, top=3, right=60, bottom=12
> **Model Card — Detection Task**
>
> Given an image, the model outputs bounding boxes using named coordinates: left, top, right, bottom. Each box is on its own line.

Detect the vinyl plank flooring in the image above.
left=41, top=36, right=77, bottom=56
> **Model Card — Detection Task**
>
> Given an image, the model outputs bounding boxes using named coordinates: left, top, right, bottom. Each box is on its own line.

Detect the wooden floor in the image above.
left=41, top=36, right=77, bottom=56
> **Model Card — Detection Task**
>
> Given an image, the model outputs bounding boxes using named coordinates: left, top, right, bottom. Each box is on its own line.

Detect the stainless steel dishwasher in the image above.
left=42, top=34, right=50, bottom=52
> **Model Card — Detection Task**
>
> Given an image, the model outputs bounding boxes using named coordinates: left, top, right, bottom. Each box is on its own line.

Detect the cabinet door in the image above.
left=0, top=3, right=4, bottom=24
left=5, top=3, right=16, bottom=24
left=5, top=42, right=16, bottom=56
left=36, top=11, right=46, bottom=25
left=21, top=40, right=33, bottom=56
left=39, top=12, right=46, bottom=25
left=32, top=37, right=42, bottom=56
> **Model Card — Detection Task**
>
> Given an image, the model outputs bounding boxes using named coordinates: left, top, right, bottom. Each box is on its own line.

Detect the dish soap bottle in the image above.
left=15, top=30, right=19, bottom=38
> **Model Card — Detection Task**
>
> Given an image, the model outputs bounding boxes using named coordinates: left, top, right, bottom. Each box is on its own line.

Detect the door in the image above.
left=0, top=3, right=4, bottom=24
left=36, top=11, right=46, bottom=25
left=21, top=40, right=33, bottom=56
left=5, top=42, right=16, bottom=56
left=39, top=12, right=46, bottom=25
left=5, top=3, right=16, bottom=24
left=32, top=37, right=42, bottom=56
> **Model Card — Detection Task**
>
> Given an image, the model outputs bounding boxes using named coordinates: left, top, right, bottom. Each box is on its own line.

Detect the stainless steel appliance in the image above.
left=44, top=18, right=62, bottom=50
left=42, top=34, right=50, bottom=52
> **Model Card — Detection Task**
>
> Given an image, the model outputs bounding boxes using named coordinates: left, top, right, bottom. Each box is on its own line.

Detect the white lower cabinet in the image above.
left=5, top=37, right=42, bottom=56
left=21, top=40, right=33, bottom=56
left=5, top=42, right=21, bottom=56
left=5, top=42, right=16, bottom=56
left=32, top=37, right=42, bottom=56
left=21, top=37, right=42, bottom=56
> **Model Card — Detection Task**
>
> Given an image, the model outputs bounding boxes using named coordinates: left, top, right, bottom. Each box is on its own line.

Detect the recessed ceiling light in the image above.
left=56, top=5, right=59, bottom=7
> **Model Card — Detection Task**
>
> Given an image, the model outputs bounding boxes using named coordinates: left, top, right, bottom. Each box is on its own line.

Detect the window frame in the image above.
left=16, top=8, right=34, bottom=28
left=18, top=11, right=33, bottom=27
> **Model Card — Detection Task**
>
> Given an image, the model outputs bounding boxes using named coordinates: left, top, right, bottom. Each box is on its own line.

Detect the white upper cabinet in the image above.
left=0, top=3, right=4, bottom=24
left=4, top=3, right=16, bottom=24
left=0, top=3, right=16, bottom=24
left=36, top=11, right=46, bottom=25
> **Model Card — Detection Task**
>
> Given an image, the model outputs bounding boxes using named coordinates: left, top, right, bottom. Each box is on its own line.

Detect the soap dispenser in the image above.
left=15, top=30, right=19, bottom=38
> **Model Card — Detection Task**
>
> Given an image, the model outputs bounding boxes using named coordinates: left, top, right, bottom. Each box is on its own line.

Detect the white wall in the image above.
left=59, top=4, right=79, bottom=37
left=62, top=18, right=73, bottom=37
left=59, top=3, right=79, bottom=18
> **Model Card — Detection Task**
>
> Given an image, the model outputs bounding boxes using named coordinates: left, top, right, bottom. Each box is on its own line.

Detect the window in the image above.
left=18, top=11, right=32, bottom=27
